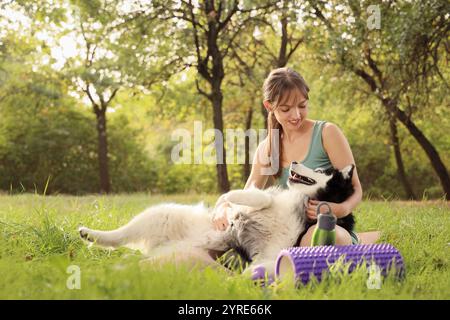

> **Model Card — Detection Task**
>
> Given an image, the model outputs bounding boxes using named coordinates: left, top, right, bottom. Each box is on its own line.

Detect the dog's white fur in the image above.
left=79, top=163, right=354, bottom=277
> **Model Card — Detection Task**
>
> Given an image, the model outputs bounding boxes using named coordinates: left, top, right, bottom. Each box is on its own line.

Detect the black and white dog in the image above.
left=79, top=163, right=355, bottom=276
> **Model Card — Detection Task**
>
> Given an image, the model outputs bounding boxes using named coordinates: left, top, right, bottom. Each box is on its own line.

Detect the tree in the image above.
left=307, top=0, right=450, bottom=199
left=224, top=0, right=306, bottom=181
left=60, top=0, right=181, bottom=193
left=388, top=115, right=416, bottom=199
left=139, top=0, right=278, bottom=193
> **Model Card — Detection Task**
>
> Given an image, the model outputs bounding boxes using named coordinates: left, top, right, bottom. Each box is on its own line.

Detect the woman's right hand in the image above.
left=212, top=202, right=230, bottom=231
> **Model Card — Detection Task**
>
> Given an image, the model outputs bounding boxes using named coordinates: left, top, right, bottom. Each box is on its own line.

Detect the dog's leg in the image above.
left=225, top=189, right=272, bottom=210
left=79, top=203, right=213, bottom=253
left=78, top=208, right=164, bottom=249
left=79, top=226, right=128, bottom=248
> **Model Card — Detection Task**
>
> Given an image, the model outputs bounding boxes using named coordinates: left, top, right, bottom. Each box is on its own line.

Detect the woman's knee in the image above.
left=335, top=225, right=352, bottom=245
left=299, top=224, right=316, bottom=246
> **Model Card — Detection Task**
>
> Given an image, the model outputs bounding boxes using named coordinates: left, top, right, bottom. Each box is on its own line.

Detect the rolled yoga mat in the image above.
left=275, top=243, right=405, bottom=285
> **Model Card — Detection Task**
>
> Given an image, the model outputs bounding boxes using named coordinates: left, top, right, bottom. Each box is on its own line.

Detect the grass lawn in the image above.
left=0, top=193, right=449, bottom=300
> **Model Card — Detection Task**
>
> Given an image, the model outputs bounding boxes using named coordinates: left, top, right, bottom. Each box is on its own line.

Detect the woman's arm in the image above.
left=213, top=139, right=273, bottom=230
left=244, top=138, right=272, bottom=190
left=307, top=123, right=363, bottom=219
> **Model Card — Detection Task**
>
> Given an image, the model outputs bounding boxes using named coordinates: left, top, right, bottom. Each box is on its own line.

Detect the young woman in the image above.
left=213, top=67, right=363, bottom=246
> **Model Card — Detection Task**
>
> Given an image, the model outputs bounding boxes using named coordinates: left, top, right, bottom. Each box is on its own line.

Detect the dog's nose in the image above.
left=292, top=161, right=298, bottom=165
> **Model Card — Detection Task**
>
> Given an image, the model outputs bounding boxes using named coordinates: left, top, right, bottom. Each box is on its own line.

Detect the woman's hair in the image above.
left=262, top=67, right=310, bottom=178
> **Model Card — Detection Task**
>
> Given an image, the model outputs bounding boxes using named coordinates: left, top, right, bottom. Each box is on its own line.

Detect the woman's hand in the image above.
left=306, top=200, right=349, bottom=220
left=212, top=202, right=230, bottom=231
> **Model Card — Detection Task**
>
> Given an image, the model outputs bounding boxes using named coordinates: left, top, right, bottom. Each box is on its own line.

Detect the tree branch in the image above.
left=353, top=68, right=379, bottom=94
left=195, top=78, right=212, bottom=99
left=310, top=2, right=334, bottom=32
left=286, top=37, right=304, bottom=62
left=186, top=0, right=211, bottom=82
left=105, top=88, right=119, bottom=106
left=218, top=0, right=238, bottom=32
left=365, top=48, right=383, bottom=88
left=83, top=83, right=100, bottom=113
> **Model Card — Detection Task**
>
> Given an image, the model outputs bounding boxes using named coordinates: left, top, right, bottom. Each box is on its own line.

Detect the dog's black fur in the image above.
left=299, top=165, right=356, bottom=243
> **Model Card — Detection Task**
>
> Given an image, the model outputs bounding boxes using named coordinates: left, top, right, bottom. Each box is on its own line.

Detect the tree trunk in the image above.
left=261, top=102, right=268, bottom=130
left=95, top=109, right=111, bottom=194
left=384, top=98, right=450, bottom=200
left=199, top=1, right=230, bottom=193
left=260, top=5, right=290, bottom=129
left=389, top=116, right=417, bottom=199
left=276, top=13, right=289, bottom=68
left=243, top=106, right=253, bottom=182
left=211, top=86, right=230, bottom=193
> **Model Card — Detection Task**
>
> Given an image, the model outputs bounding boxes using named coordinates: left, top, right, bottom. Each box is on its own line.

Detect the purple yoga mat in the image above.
left=275, top=243, right=405, bottom=285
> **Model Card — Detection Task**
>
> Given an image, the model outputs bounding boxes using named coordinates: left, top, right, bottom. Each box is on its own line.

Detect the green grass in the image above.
left=0, top=193, right=449, bottom=299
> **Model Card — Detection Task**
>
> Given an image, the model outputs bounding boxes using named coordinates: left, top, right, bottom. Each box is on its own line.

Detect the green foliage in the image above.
left=107, top=115, right=159, bottom=193
left=0, top=0, right=448, bottom=197
left=0, top=105, right=158, bottom=194
left=0, top=75, right=157, bottom=194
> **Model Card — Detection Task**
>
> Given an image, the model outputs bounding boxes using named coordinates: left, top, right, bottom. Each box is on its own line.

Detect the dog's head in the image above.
left=287, top=162, right=355, bottom=201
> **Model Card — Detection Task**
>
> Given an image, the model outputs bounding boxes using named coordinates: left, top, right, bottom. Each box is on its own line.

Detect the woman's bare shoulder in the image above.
left=322, top=121, right=354, bottom=168
left=323, top=121, right=340, bottom=131
left=322, top=122, right=347, bottom=140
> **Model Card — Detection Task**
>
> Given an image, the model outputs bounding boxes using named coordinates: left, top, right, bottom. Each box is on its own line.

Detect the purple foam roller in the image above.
left=275, top=244, right=405, bottom=285
left=252, top=265, right=275, bottom=284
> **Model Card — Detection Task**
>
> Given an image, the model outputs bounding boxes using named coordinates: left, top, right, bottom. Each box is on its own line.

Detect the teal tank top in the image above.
left=276, top=121, right=332, bottom=188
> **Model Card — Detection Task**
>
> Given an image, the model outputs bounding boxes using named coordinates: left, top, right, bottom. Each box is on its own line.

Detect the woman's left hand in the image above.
left=306, top=200, right=347, bottom=220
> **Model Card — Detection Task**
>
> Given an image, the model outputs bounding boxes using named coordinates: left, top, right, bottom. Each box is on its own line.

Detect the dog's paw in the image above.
left=78, top=227, right=93, bottom=242
left=225, top=189, right=272, bottom=211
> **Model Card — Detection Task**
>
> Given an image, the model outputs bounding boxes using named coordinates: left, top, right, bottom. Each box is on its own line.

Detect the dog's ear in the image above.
left=341, top=164, right=355, bottom=180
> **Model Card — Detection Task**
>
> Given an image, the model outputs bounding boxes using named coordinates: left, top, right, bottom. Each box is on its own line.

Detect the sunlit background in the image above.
left=0, top=0, right=448, bottom=199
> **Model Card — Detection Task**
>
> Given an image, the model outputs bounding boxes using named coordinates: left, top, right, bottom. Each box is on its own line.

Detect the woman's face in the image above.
left=269, top=89, right=309, bottom=130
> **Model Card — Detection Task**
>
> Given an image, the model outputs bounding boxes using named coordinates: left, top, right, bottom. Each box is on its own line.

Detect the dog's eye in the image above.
left=314, top=168, right=324, bottom=174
